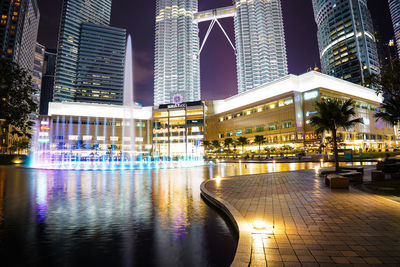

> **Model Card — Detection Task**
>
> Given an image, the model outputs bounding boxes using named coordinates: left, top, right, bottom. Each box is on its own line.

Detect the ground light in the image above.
left=252, top=220, right=274, bottom=234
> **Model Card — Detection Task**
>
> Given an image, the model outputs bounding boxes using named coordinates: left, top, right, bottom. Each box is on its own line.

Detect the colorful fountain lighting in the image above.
left=30, top=35, right=205, bottom=171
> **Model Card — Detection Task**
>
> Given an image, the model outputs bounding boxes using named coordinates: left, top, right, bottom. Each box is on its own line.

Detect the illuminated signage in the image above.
left=167, top=103, right=187, bottom=109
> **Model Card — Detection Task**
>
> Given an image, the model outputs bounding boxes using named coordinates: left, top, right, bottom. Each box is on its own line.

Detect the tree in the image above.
left=212, top=140, right=221, bottom=156
left=223, top=138, right=233, bottom=158
left=375, top=96, right=400, bottom=126
left=367, top=59, right=400, bottom=138
left=366, top=59, right=400, bottom=98
left=310, top=98, right=363, bottom=171
left=232, top=139, right=239, bottom=158
left=367, top=60, right=400, bottom=127
left=203, top=140, right=211, bottom=155
left=9, top=138, right=30, bottom=154
left=254, top=135, right=266, bottom=158
left=0, top=58, right=38, bottom=138
left=237, top=137, right=248, bottom=155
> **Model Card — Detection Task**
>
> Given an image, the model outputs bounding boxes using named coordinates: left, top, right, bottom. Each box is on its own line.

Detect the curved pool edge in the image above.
left=200, top=180, right=252, bottom=267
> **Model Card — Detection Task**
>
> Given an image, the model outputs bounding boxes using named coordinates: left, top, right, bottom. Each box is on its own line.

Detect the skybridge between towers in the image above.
left=193, top=6, right=236, bottom=23
left=194, top=6, right=237, bottom=55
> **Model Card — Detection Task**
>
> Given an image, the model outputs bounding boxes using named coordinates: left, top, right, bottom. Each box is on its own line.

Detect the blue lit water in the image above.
left=0, top=162, right=366, bottom=266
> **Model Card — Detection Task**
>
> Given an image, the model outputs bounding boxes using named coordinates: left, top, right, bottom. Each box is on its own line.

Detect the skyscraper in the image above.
left=53, top=0, right=118, bottom=103
left=0, top=0, right=40, bottom=71
left=312, top=0, right=380, bottom=85
left=154, top=0, right=288, bottom=105
left=39, top=48, right=57, bottom=115
left=234, top=0, right=288, bottom=94
left=75, top=23, right=126, bottom=104
left=154, top=0, right=200, bottom=106
left=389, top=0, right=400, bottom=58
left=33, top=42, right=44, bottom=102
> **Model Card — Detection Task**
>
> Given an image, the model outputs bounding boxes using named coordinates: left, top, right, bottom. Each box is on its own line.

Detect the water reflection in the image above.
left=0, top=161, right=371, bottom=266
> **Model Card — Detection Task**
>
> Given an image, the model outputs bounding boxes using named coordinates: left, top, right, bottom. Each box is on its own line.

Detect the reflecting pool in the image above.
left=0, top=161, right=371, bottom=266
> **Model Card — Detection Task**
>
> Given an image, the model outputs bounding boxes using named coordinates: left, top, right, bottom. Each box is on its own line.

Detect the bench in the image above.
left=325, top=175, right=349, bottom=189
left=340, top=166, right=364, bottom=174
left=340, top=171, right=363, bottom=182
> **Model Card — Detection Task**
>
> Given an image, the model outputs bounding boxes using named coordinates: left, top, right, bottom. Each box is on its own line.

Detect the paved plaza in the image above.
left=202, top=169, right=400, bottom=266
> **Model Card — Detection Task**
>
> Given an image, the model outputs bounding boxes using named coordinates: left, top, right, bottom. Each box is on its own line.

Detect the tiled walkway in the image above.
left=203, top=170, right=400, bottom=266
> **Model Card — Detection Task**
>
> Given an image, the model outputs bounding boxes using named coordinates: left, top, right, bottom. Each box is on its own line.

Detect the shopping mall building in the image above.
left=38, top=72, right=397, bottom=159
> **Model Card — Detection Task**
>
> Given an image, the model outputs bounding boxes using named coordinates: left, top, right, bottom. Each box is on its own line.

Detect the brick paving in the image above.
left=204, top=169, right=400, bottom=266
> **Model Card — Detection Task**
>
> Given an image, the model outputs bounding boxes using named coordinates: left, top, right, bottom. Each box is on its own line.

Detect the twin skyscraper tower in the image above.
left=154, top=0, right=288, bottom=106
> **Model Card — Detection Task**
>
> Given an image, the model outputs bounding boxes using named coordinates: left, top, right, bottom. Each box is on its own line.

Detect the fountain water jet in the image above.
left=30, top=35, right=205, bottom=170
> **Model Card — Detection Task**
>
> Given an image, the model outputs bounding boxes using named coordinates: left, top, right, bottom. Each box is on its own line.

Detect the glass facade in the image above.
left=53, top=0, right=115, bottom=103
left=312, top=0, right=380, bottom=85
left=234, top=0, right=288, bottom=94
left=75, top=23, right=126, bottom=104
left=33, top=42, right=44, bottom=103
left=154, top=0, right=200, bottom=106
left=389, top=0, right=400, bottom=58
left=0, top=0, right=39, bottom=71
left=153, top=102, right=204, bottom=158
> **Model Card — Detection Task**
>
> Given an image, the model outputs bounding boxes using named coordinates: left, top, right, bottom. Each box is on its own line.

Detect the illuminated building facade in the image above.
left=75, top=23, right=126, bottom=104
left=39, top=72, right=396, bottom=158
left=312, top=0, right=380, bottom=85
left=154, top=0, right=200, bottom=106
left=389, top=0, right=400, bottom=58
left=33, top=42, right=44, bottom=103
left=40, top=102, right=153, bottom=160
left=234, top=0, right=288, bottom=93
left=0, top=0, right=40, bottom=71
left=153, top=101, right=205, bottom=158
left=54, top=0, right=127, bottom=104
left=206, top=72, right=396, bottom=152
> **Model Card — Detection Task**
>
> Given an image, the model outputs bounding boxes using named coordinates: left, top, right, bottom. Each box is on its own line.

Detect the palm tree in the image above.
left=224, top=138, right=233, bottom=158
left=254, top=135, right=266, bottom=158
left=374, top=96, right=400, bottom=127
left=237, top=137, right=248, bottom=156
left=203, top=140, right=211, bottom=156
left=232, top=139, right=239, bottom=158
left=310, top=98, right=363, bottom=171
left=366, top=59, right=400, bottom=98
left=212, top=140, right=221, bottom=156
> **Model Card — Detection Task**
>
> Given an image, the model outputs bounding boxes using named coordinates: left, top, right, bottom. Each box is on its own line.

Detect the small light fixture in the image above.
left=252, top=220, right=274, bottom=234
left=253, top=220, right=267, bottom=230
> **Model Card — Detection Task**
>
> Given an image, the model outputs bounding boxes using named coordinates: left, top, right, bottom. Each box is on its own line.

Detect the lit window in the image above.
left=268, top=124, right=277, bottom=131
left=282, top=121, right=292, bottom=129
left=68, top=135, right=78, bottom=141
left=256, top=126, right=264, bottom=133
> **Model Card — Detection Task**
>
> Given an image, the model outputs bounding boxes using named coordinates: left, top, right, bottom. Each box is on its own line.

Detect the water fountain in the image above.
left=30, top=35, right=205, bottom=170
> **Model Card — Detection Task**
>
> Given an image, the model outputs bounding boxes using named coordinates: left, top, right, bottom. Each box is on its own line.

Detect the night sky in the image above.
left=37, top=0, right=394, bottom=106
